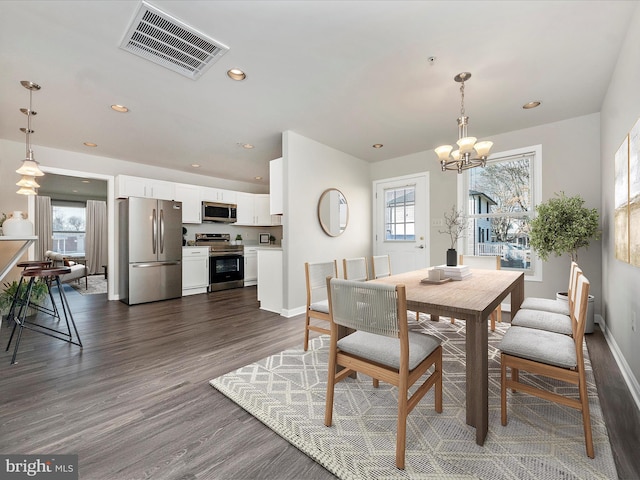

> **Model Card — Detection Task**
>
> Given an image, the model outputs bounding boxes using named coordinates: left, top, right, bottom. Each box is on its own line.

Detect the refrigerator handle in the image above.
left=159, top=208, right=165, bottom=254
left=152, top=208, right=157, bottom=255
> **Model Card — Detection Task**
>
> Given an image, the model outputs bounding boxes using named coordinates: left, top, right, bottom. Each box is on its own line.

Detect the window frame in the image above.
left=457, top=144, right=543, bottom=282
left=51, top=201, right=87, bottom=256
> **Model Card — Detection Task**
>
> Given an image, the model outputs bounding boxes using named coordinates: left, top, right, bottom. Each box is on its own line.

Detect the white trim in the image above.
left=602, top=322, right=640, bottom=412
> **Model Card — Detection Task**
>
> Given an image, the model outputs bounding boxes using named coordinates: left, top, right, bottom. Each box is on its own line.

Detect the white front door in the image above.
left=373, top=173, right=429, bottom=274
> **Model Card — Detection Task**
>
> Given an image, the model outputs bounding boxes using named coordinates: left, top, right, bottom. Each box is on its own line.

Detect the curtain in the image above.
left=34, top=195, right=52, bottom=261
left=85, top=200, right=107, bottom=275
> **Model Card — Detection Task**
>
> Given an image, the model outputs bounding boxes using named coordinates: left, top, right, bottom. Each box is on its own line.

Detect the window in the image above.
left=384, top=186, right=415, bottom=241
left=459, top=145, right=542, bottom=280
left=52, top=202, right=86, bottom=255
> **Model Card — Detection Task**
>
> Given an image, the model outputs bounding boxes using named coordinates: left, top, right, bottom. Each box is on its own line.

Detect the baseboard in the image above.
left=601, top=321, right=640, bottom=413
left=281, top=305, right=305, bottom=318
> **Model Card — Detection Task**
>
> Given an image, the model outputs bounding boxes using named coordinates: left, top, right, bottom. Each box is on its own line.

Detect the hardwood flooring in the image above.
left=0, top=286, right=638, bottom=479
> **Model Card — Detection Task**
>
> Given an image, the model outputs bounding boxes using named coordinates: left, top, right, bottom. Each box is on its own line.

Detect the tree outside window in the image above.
left=464, top=149, right=539, bottom=275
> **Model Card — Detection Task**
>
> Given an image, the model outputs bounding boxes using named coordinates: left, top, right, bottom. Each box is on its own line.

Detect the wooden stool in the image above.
left=5, top=267, right=82, bottom=364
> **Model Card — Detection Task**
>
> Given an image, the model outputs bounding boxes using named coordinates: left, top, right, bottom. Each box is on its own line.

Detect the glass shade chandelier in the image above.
left=434, top=72, right=493, bottom=174
left=16, top=80, right=44, bottom=195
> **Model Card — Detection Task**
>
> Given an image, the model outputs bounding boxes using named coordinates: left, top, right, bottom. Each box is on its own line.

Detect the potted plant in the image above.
left=439, top=206, right=467, bottom=266
left=529, top=192, right=600, bottom=333
left=0, top=279, right=49, bottom=318
left=234, top=234, right=243, bottom=245
left=269, top=234, right=276, bottom=245
left=529, top=192, right=600, bottom=262
left=0, top=212, right=6, bottom=235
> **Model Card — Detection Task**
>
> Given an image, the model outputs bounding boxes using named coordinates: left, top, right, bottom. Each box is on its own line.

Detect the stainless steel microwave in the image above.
left=202, top=201, right=237, bottom=223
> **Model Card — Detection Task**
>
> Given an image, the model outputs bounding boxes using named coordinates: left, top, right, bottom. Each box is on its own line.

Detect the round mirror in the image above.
left=318, top=188, right=348, bottom=237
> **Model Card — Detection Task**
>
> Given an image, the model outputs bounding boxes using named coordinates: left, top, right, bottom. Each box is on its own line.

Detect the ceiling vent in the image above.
left=120, top=1, right=229, bottom=80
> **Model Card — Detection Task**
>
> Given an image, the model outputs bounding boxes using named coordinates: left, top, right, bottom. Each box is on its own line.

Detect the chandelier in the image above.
left=16, top=80, right=44, bottom=195
left=434, top=72, right=493, bottom=174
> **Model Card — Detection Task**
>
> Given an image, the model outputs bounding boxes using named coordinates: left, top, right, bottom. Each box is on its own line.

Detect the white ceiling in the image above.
left=0, top=1, right=637, bottom=186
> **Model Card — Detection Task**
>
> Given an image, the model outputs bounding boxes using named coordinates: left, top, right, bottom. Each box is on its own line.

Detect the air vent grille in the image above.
left=120, top=1, right=229, bottom=80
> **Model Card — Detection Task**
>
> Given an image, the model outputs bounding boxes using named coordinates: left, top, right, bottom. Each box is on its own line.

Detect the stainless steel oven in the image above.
left=195, top=233, right=244, bottom=291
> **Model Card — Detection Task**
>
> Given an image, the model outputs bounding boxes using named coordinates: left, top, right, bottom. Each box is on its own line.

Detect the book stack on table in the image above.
left=438, top=265, right=472, bottom=280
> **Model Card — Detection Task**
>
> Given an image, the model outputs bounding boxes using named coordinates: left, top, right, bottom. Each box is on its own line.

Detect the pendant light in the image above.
left=16, top=80, right=44, bottom=195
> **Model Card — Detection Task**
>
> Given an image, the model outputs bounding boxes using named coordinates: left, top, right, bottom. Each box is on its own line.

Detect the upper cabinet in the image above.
left=116, top=175, right=175, bottom=200
left=174, top=183, right=201, bottom=224
left=201, top=187, right=236, bottom=204
left=269, top=157, right=283, bottom=215
left=236, top=193, right=276, bottom=226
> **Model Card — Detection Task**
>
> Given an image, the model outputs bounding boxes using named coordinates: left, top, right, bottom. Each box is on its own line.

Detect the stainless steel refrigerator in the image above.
left=119, top=197, right=183, bottom=305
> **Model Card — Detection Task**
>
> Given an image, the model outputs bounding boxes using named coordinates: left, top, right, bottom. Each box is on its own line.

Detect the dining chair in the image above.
left=510, top=266, right=582, bottom=336
left=303, top=260, right=338, bottom=351
left=371, top=254, right=391, bottom=279
left=499, top=273, right=594, bottom=458
left=343, top=257, right=369, bottom=281
left=520, top=261, right=578, bottom=316
left=457, top=255, right=502, bottom=331
left=324, top=277, right=443, bottom=469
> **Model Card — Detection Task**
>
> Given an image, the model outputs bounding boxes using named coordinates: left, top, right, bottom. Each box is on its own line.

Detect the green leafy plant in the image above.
left=439, top=206, right=467, bottom=249
left=0, top=280, right=49, bottom=316
left=529, top=192, right=600, bottom=262
left=0, top=212, right=6, bottom=227
left=235, top=234, right=243, bottom=241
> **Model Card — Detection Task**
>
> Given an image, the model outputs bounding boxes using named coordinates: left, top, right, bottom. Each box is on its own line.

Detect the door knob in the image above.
left=416, top=244, right=425, bottom=249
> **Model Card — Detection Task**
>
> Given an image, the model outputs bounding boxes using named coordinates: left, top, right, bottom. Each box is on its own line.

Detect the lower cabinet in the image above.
left=182, top=247, right=209, bottom=296
left=257, top=248, right=282, bottom=314
left=244, top=247, right=257, bottom=286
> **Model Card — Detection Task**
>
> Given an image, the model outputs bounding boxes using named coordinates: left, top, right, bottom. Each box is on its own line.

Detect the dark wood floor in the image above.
left=0, top=286, right=638, bottom=479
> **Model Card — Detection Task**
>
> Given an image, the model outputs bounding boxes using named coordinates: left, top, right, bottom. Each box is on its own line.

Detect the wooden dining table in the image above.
left=370, top=267, right=524, bottom=446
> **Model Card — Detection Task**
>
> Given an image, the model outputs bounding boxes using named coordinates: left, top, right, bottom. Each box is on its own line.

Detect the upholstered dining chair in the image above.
left=343, top=257, right=369, bottom=281
left=457, top=255, right=502, bottom=331
left=520, top=261, right=578, bottom=316
left=303, top=260, right=337, bottom=351
left=510, top=266, right=582, bottom=336
left=499, top=274, right=594, bottom=458
left=371, top=254, right=391, bottom=279
left=324, top=277, right=443, bottom=469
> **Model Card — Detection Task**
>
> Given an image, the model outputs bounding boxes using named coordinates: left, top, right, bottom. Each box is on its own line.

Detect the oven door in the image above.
left=209, top=253, right=244, bottom=290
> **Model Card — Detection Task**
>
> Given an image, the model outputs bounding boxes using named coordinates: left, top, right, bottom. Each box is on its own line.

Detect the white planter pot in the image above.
left=556, top=291, right=595, bottom=334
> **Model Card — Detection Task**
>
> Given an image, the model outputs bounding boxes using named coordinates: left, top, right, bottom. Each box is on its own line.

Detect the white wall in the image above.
left=282, top=131, right=371, bottom=314
left=600, top=3, right=640, bottom=402
left=371, top=114, right=603, bottom=314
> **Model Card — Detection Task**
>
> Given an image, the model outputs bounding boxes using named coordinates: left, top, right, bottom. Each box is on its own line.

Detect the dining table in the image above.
left=370, top=267, right=524, bottom=446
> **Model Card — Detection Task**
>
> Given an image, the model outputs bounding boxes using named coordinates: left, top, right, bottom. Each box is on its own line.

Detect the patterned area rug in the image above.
left=210, top=316, right=617, bottom=480
left=68, top=274, right=107, bottom=295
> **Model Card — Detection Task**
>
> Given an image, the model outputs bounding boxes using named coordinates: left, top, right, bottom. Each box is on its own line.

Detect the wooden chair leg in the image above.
left=396, top=380, right=409, bottom=469
left=435, top=347, right=443, bottom=413
left=501, top=354, right=508, bottom=426
left=372, top=378, right=379, bottom=388
left=303, top=314, right=311, bottom=351
left=324, top=339, right=338, bottom=427
left=579, top=369, right=595, bottom=458
left=490, top=311, right=496, bottom=331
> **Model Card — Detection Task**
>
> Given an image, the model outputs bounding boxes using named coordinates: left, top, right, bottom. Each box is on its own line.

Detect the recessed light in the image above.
left=111, top=104, right=129, bottom=113
left=255, top=176, right=262, bottom=180
left=523, top=101, right=541, bottom=109
left=191, top=163, right=201, bottom=168
left=227, top=68, right=246, bottom=81
left=72, top=189, right=78, bottom=193
left=239, top=143, right=254, bottom=149
left=81, top=180, right=90, bottom=184
left=373, top=144, right=384, bottom=149
left=83, top=142, right=98, bottom=147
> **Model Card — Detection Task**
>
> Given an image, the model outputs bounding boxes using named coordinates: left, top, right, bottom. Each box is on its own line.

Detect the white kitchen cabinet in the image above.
left=244, top=247, right=257, bottom=286
left=257, top=248, right=282, bottom=314
left=236, top=193, right=275, bottom=226
left=269, top=157, right=283, bottom=215
left=201, top=187, right=236, bottom=204
left=174, top=183, right=201, bottom=223
left=116, top=175, right=175, bottom=200
left=182, top=247, right=209, bottom=296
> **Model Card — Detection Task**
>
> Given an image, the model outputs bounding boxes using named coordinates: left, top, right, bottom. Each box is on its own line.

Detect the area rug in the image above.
left=210, top=317, right=617, bottom=480
left=68, top=275, right=107, bottom=295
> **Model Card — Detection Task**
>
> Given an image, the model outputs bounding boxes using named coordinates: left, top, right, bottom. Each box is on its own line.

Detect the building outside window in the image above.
left=384, top=186, right=415, bottom=241
left=460, top=145, right=542, bottom=279
left=52, top=202, right=86, bottom=255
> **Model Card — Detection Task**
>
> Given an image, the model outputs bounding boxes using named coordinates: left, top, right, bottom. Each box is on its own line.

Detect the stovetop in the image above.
left=194, top=233, right=244, bottom=253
